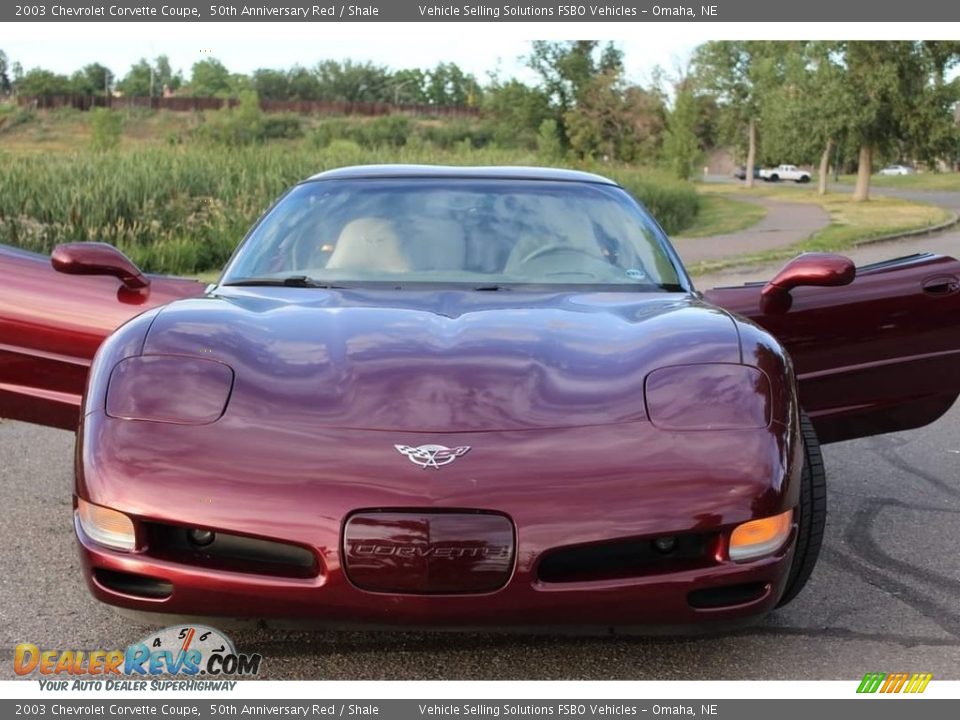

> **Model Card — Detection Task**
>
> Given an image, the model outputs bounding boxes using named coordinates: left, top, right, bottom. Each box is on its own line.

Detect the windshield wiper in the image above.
left=224, top=275, right=347, bottom=289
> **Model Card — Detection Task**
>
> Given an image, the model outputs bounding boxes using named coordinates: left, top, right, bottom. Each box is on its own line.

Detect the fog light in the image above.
left=187, top=528, right=215, bottom=547
left=652, top=536, right=678, bottom=554
left=729, top=509, right=793, bottom=562
left=76, top=499, right=136, bottom=551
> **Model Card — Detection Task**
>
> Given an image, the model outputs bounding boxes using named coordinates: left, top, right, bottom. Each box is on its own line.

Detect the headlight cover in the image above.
left=644, top=363, right=771, bottom=431
left=76, top=498, right=136, bottom=551
left=105, top=355, right=234, bottom=424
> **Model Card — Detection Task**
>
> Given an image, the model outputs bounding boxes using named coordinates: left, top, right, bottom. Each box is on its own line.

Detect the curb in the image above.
left=852, top=210, right=960, bottom=247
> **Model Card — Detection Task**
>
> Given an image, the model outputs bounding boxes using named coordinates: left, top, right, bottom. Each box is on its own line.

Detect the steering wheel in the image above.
left=517, top=244, right=603, bottom=265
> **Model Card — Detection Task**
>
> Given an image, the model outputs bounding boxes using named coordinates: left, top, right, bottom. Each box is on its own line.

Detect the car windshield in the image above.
left=222, top=178, right=684, bottom=291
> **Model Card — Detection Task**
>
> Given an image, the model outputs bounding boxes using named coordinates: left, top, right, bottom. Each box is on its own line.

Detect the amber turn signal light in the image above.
left=76, top=498, right=136, bottom=551
left=729, top=509, right=793, bottom=562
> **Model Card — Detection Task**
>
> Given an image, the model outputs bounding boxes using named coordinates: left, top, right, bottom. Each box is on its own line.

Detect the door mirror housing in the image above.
left=51, top=242, right=150, bottom=291
left=761, top=253, right=855, bottom=313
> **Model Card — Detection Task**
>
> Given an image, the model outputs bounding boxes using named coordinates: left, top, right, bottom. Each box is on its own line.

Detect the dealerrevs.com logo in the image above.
left=14, top=625, right=261, bottom=689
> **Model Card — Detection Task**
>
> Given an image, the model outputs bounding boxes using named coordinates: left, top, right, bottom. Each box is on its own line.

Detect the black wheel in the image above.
left=770, top=174, right=780, bottom=182
left=797, top=175, right=811, bottom=184
left=777, top=411, right=827, bottom=607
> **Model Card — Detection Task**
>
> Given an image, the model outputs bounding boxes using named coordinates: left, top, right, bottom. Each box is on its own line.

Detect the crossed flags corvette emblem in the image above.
left=394, top=444, right=471, bottom=469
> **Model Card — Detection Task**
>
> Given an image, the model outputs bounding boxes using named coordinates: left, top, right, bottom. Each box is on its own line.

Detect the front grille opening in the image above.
left=94, top=569, right=173, bottom=599
left=688, top=582, right=768, bottom=609
left=537, top=533, right=715, bottom=583
left=144, top=523, right=319, bottom=579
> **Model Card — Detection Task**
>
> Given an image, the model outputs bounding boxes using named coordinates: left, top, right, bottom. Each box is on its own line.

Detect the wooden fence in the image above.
left=16, top=95, right=481, bottom=117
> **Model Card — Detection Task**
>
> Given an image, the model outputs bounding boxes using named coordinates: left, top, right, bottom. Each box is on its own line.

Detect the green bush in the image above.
left=195, top=92, right=277, bottom=146
left=0, top=105, right=36, bottom=133
left=261, top=114, right=303, bottom=140
left=536, top=119, right=563, bottom=161
left=603, top=167, right=701, bottom=236
left=89, top=109, right=123, bottom=151
left=358, top=115, right=411, bottom=147
left=418, top=119, right=495, bottom=149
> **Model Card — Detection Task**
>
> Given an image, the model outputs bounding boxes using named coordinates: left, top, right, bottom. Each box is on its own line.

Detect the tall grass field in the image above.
left=0, top=125, right=701, bottom=275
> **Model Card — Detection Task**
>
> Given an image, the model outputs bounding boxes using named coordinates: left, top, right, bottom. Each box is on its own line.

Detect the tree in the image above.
left=563, top=71, right=665, bottom=163
left=16, top=68, right=72, bottom=96
left=841, top=42, right=960, bottom=200
left=70, top=63, right=113, bottom=96
left=0, top=50, right=10, bottom=95
left=286, top=65, right=320, bottom=100
left=153, top=55, right=181, bottom=94
left=315, top=60, right=390, bottom=102
left=693, top=42, right=786, bottom=188
left=482, top=76, right=551, bottom=147
left=526, top=40, right=624, bottom=144
left=188, top=58, right=231, bottom=97
left=389, top=68, right=428, bottom=104
left=118, top=59, right=153, bottom=96
left=663, top=82, right=701, bottom=180
left=251, top=68, right=288, bottom=100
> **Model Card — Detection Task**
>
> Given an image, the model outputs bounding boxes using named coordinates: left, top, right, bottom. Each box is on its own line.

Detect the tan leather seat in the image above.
left=324, top=218, right=409, bottom=272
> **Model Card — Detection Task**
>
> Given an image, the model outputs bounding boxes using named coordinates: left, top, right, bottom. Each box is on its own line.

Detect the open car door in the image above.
left=0, top=244, right=205, bottom=431
left=705, top=252, right=960, bottom=444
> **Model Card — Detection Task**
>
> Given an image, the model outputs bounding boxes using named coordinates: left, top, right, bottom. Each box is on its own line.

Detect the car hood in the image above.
left=141, top=287, right=741, bottom=432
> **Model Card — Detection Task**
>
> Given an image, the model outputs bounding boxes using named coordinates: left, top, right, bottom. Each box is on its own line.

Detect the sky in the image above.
left=4, top=23, right=719, bottom=87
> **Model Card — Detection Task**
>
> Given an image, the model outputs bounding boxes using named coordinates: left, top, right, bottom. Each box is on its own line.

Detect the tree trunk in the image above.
left=744, top=117, right=756, bottom=189
left=817, top=138, right=834, bottom=196
left=853, top=144, right=873, bottom=202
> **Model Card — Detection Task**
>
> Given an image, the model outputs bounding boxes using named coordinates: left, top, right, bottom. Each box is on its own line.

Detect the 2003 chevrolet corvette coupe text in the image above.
left=1, top=165, right=959, bottom=629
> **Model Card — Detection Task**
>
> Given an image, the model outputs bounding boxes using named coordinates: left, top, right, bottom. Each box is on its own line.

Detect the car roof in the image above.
left=305, top=164, right=619, bottom=185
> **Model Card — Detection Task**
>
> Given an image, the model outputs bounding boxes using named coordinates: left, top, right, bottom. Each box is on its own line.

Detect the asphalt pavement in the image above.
left=1, top=408, right=958, bottom=680
left=672, top=194, right=830, bottom=266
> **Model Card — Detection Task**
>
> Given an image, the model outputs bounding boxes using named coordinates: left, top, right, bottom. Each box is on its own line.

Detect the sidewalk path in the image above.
left=689, top=183, right=960, bottom=289
left=671, top=194, right=830, bottom=266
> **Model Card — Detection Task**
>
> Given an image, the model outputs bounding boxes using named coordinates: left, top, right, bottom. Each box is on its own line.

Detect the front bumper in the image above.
left=77, top=518, right=795, bottom=629
left=76, top=412, right=801, bottom=628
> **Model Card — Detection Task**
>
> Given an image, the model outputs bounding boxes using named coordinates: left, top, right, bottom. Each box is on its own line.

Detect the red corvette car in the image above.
left=1, top=165, right=958, bottom=630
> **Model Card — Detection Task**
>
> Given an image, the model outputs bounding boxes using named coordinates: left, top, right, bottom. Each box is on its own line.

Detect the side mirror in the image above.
left=51, top=242, right=150, bottom=291
left=760, top=253, right=855, bottom=314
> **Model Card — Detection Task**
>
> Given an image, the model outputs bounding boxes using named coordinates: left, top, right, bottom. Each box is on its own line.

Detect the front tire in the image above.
left=777, top=411, right=827, bottom=607
left=797, top=175, right=810, bottom=183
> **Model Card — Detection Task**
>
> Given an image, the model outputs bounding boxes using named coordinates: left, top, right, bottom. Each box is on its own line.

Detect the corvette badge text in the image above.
left=14, top=625, right=261, bottom=688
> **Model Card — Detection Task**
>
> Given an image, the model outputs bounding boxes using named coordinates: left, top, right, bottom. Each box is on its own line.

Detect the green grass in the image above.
left=688, top=185, right=952, bottom=276
left=839, top=172, right=960, bottom=191
left=673, top=194, right=766, bottom=239
left=0, top=111, right=703, bottom=274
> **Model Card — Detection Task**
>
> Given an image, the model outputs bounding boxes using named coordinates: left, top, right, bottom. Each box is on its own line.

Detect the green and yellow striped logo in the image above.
left=857, top=672, right=933, bottom=694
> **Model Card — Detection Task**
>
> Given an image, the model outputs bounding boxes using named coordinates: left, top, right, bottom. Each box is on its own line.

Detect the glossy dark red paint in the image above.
left=52, top=242, right=150, bottom=291
left=68, top=280, right=801, bottom=625
left=706, top=252, right=960, bottom=443
left=645, top=364, right=772, bottom=430
left=106, top=356, right=234, bottom=424
left=760, top=252, right=856, bottom=314
left=1, top=166, right=957, bottom=628
left=0, top=245, right=203, bottom=430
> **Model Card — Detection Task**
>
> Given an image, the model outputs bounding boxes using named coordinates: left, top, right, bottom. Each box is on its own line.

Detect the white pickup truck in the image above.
left=759, top=164, right=811, bottom=183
